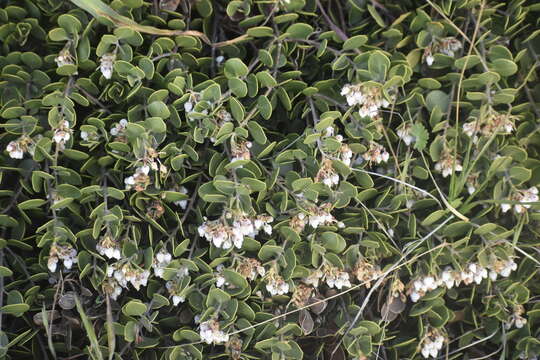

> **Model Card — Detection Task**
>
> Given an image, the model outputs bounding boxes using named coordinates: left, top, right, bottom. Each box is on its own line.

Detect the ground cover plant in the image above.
left=0, top=0, right=540, bottom=358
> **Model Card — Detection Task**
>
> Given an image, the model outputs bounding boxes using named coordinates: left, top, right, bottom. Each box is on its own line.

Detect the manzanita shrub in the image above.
left=0, top=0, right=539, bottom=358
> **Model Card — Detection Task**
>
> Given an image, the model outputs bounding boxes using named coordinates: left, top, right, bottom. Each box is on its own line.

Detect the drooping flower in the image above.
left=199, top=319, right=229, bottom=344
left=152, top=249, right=172, bottom=278
left=53, top=120, right=72, bottom=144
left=434, top=150, right=462, bottom=178
left=265, top=269, right=289, bottom=296
left=397, top=123, right=415, bottom=146
left=198, top=211, right=273, bottom=250
left=99, top=52, right=116, bottom=79
left=54, top=47, right=75, bottom=68
left=420, top=330, right=445, bottom=358
left=5, top=135, right=34, bottom=159
left=362, top=142, right=390, bottom=164
left=502, top=187, right=538, bottom=214
left=340, top=83, right=393, bottom=118
left=48, top=243, right=78, bottom=272
left=96, top=234, right=121, bottom=260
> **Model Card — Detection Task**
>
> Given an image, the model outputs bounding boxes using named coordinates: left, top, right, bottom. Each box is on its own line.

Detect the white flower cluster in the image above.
left=183, top=93, right=209, bottom=118
left=322, top=127, right=354, bottom=166
left=304, top=265, right=351, bottom=290
left=434, top=150, right=462, bottom=178
left=108, top=263, right=151, bottom=291
left=290, top=213, right=307, bottom=233
left=80, top=129, right=100, bottom=142
left=437, top=38, right=462, bottom=57
left=340, top=83, right=391, bottom=118
left=171, top=293, right=185, bottom=306
left=99, top=52, right=116, bottom=79
left=215, top=267, right=228, bottom=288
left=200, top=319, right=229, bottom=344
left=48, top=243, right=78, bottom=272
left=506, top=305, right=527, bottom=329
left=96, top=234, right=121, bottom=260
left=6, top=141, right=24, bottom=159
left=308, top=203, right=337, bottom=229
left=110, top=119, right=128, bottom=137
left=166, top=267, right=190, bottom=305
left=502, top=187, right=538, bottom=214
left=152, top=249, right=172, bottom=278
left=231, top=140, right=252, bottom=162
left=53, top=120, right=72, bottom=144
left=423, top=37, right=462, bottom=66
left=54, top=48, right=74, bottom=67
left=124, top=165, right=151, bottom=191
left=463, top=113, right=514, bottom=143
left=265, top=271, right=290, bottom=296
left=198, top=213, right=273, bottom=250
left=315, top=158, right=340, bottom=187
left=362, top=142, right=390, bottom=164
left=397, top=123, right=415, bottom=146
left=5, top=136, right=35, bottom=159
left=327, top=270, right=351, bottom=290
left=409, top=259, right=518, bottom=302
left=314, top=130, right=354, bottom=187
left=339, top=143, right=353, bottom=166
left=103, top=277, right=123, bottom=300
left=174, top=186, right=189, bottom=209
left=236, top=258, right=266, bottom=281
left=421, top=333, right=445, bottom=358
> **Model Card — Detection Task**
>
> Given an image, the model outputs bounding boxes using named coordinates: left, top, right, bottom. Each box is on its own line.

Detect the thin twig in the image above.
left=74, top=84, right=111, bottom=114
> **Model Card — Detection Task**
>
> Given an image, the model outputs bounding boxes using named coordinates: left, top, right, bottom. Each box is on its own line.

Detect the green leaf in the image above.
left=247, top=26, right=273, bottom=37
left=247, top=121, right=267, bottom=144
left=368, top=51, right=390, bottom=81
left=228, top=78, right=248, bottom=97
left=454, top=55, right=481, bottom=70
left=367, top=4, right=386, bottom=27
left=320, top=232, right=346, bottom=253
left=286, top=23, right=313, bottom=39
left=0, top=304, right=29, bottom=316
left=342, top=35, right=368, bottom=50
left=18, top=199, right=47, bottom=210
left=206, top=288, right=231, bottom=307
left=224, top=58, right=249, bottom=78
left=145, top=117, right=167, bottom=133
left=257, top=95, right=272, bottom=120
left=411, top=123, right=429, bottom=150
left=147, top=101, right=170, bottom=119
left=241, top=178, right=266, bottom=192
left=58, top=14, right=82, bottom=34
left=229, top=97, right=245, bottom=122
left=0, top=266, right=13, bottom=277
left=122, top=300, right=147, bottom=316
left=425, top=90, right=450, bottom=113
left=490, top=59, right=518, bottom=77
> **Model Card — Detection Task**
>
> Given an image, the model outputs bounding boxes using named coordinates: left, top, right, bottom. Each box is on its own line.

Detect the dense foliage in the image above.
left=1, top=0, right=540, bottom=358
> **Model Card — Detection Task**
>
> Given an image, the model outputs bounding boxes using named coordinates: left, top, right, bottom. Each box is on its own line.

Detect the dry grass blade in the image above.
left=74, top=296, right=104, bottom=360
left=70, top=0, right=209, bottom=43
left=105, top=295, right=115, bottom=360
left=69, top=0, right=249, bottom=47
left=41, top=305, right=57, bottom=360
